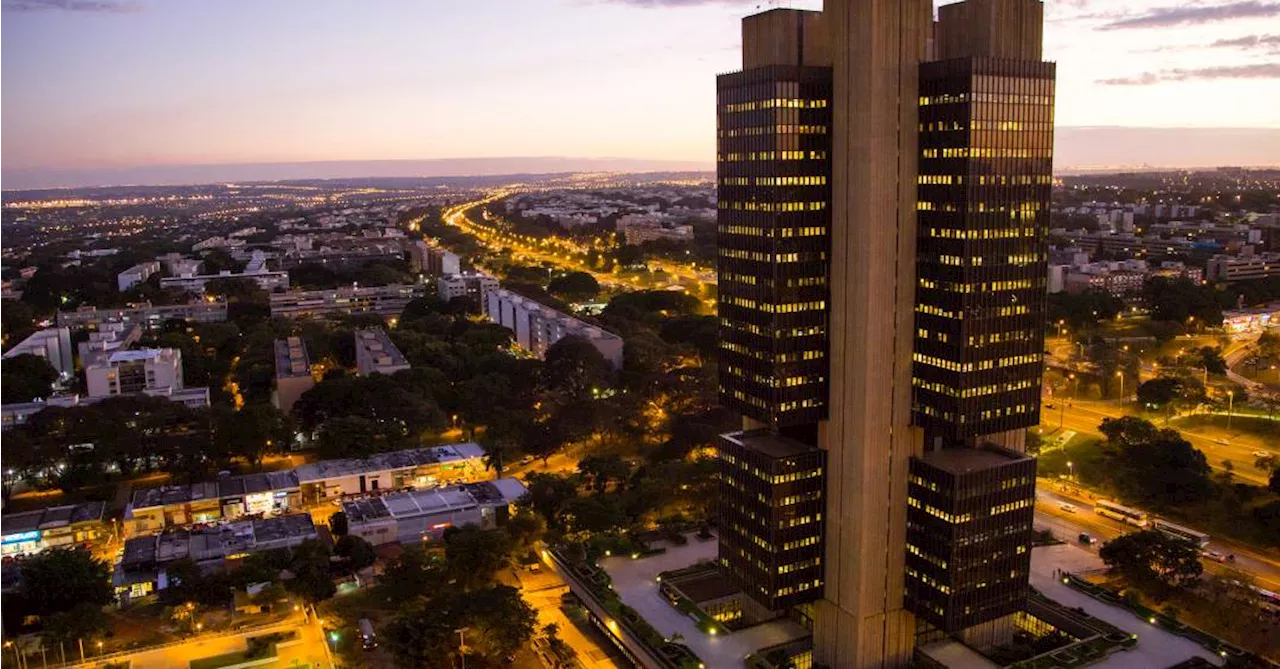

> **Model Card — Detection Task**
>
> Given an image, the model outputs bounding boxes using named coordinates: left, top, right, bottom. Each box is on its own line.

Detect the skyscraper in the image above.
left=715, top=0, right=1054, bottom=664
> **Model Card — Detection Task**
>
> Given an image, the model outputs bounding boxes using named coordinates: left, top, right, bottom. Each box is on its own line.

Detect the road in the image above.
left=441, top=193, right=714, bottom=301
left=1040, top=398, right=1273, bottom=486
left=71, top=610, right=331, bottom=669
left=1034, top=484, right=1280, bottom=592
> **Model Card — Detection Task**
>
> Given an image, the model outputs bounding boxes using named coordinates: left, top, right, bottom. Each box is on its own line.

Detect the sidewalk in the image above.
left=1031, top=545, right=1223, bottom=668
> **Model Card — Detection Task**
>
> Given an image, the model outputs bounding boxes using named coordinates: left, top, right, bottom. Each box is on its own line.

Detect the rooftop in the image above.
left=293, top=443, right=484, bottom=483
left=721, top=430, right=817, bottom=459
left=920, top=446, right=1029, bottom=475
left=341, top=478, right=527, bottom=523
left=130, top=471, right=299, bottom=510
left=1, top=501, right=105, bottom=536
left=354, top=328, right=409, bottom=368
left=274, top=336, right=312, bottom=379
left=107, top=348, right=171, bottom=364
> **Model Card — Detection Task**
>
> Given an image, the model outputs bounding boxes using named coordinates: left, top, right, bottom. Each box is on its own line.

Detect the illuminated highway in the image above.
left=440, top=192, right=716, bottom=305
left=1040, top=398, right=1273, bottom=486
left=1034, top=484, right=1280, bottom=592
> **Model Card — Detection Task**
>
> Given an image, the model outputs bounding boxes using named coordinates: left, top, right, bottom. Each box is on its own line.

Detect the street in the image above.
left=1034, top=484, right=1280, bottom=591
left=1041, top=398, right=1274, bottom=486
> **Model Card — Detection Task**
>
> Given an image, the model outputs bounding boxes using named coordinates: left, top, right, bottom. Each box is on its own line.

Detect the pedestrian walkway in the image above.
left=1031, top=545, right=1223, bottom=668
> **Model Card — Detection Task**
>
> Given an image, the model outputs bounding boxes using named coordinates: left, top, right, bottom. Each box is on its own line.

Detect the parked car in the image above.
left=358, top=618, right=378, bottom=651
left=1078, top=533, right=1095, bottom=545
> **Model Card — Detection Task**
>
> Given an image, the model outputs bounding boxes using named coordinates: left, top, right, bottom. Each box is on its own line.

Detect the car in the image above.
left=1078, top=533, right=1095, bottom=545
left=527, top=562, right=541, bottom=573
left=1253, top=450, right=1273, bottom=459
left=1045, top=402, right=1056, bottom=409
left=1202, top=550, right=1227, bottom=563
left=358, top=618, right=378, bottom=651
left=1214, top=438, right=1229, bottom=445
left=520, top=455, right=535, bottom=465
left=1059, top=502, right=1077, bottom=513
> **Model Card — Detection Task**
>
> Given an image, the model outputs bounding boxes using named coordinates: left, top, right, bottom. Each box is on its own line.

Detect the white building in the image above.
left=117, top=261, right=161, bottom=292
left=341, top=478, right=527, bottom=546
left=86, top=348, right=185, bottom=399
left=2, top=327, right=74, bottom=379
left=437, top=272, right=500, bottom=304
left=485, top=289, right=624, bottom=368
left=409, top=241, right=461, bottom=275
left=160, top=255, right=288, bottom=294
left=354, top=329, right=411, bottom=376
left=293, top=443, right=488, bottom=502
left=192, top=237, right=246, bottom=252
left=273, top=337, right=314, bottom=415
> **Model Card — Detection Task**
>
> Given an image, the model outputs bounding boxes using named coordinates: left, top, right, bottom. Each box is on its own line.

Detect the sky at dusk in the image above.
left=2, top=0, right=1279, bottom=186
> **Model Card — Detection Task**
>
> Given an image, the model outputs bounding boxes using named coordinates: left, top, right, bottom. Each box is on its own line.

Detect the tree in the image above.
left=1197, top=346, right=1228, bottom=376
left=523, top=473, right=580, bottom=530
left=547, top=271, right=600, bottom=303
left=443, top=527, right=513, bottom=591
left=1099, top=530, right=1203, bottom=590
left=18, top=547, right=114, bottom=618
left=379, top=545, right=447, bottom=601
left=1099, top=416, right=1212, bottom=507
left=465, top=585, right=538, bottom=658
left=41, top=603, right=110, bottom=644
left=1143, top=276, right=1223, bottom=326
left=1, top=353, right=59, bottom=403
left=315, top=415, right=385, bottom=459
left=542, top=335, right=614, bottom=400
left=504, top=511, right=546, bottom=553
left=334, top=535, right=377, bottom=573
left=285, top=540, right=336, bottom=603
left=577, top=454, right=631, bottom=493
left=328, top=511, right=349, bottom=537
left=1270, top=467, right=1280, bottom=495
left=213, top=404, right=292, bottom=469
left=1136, top=377, right=1182, bottom=408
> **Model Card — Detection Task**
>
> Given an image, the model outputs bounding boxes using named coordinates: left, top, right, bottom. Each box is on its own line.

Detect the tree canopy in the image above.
left=1, top=353, right=59, bottom=403
left=1099, top=529, right=1203, bottom=591
left=1099, top=416, right=1212, bottom=507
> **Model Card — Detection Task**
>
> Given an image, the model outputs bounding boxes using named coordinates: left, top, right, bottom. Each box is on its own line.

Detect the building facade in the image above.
left=273, top=336, right=315, bottom=414
left=714, top=1, right=1051, bottom=664
left=57, top=301, right=229, bottom=330
left=354, top=329, right=411, bottom=376
left=269, top=284, right=425, bottom=320
left=85, top=348, right=185, bottom=398
left=485, top=288, right=624, bottom=368
left=2, top=327, right=75, bottom=379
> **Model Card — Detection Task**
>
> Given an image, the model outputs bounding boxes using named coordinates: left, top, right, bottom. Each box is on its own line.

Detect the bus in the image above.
left=1094, top=500, right=1149, bottom=527
left=1151, top=519, right=1210, bottom=548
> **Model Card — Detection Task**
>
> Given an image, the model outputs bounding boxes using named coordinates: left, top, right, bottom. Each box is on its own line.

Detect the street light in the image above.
left=1116, top=371, right=1124, bottom=401
left=1067, top=461, right=1074, bottom=481
left=1227, top=390, right=1234, bottom=431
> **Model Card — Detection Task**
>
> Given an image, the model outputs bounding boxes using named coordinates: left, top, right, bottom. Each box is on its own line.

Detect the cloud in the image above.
left=2, top=0, right=140, bottom=12
left=1098, top=63, right=1280, bottom=85
left=1099, top=1, right=1280, bottom=30
left=1211, top=33, right=1280, bottom=51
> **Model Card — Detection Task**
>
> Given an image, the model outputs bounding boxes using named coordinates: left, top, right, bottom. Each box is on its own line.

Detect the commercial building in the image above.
left=1222, top=302, right=1280, bottom=333
left=1, top=502, right=107, bottom=558
left=85, top=348, right=184, bottom=398
left=341, top=478, right=527, bottom=546
left=485, top=288, right=624, bottom=368
left=273, top=336, right=315, bottom=414
left=294, top=443, right=488, bottom=502
left=269, top=284, right=425, bottom=320
left=115, top=514, right=317, bottom=602
left=354, top=329, right=411, bottom=376
left=123, top=444, right=488, bottom=535
left=714, top=1, right=1051, bottom=664
left=117, top=261, right=161, bottom=292
left=409, top=240, right=461, bottom=275
left=56, top=301, right=229, bottom=330
left=2, top=327, right=74, bottom=379
left=437, top=272, right=500, bottom=305
left=125, top=471, right=303, bottom=535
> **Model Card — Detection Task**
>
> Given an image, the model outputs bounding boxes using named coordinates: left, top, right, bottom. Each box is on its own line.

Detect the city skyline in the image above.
left=2, top=0, right=1279, bottom=188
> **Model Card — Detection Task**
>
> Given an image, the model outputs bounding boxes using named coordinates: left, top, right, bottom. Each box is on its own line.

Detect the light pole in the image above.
left=455, top=627, right=469, bottom=669
left=1116, top=371, right=1124, bottom=401
left=1069, top=373, right=1077, bottom=399
left=1067, top=461, right=1074, bottom=482
left=1228, top=390, right=1234, bottom=432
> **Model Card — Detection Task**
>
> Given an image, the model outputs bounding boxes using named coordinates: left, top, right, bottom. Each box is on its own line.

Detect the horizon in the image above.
left=3, top=0, right=1279, bottom=184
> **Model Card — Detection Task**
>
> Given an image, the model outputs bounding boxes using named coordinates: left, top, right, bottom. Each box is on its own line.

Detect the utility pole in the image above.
left=455, top=627, right=469, bottom=669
